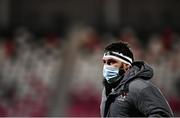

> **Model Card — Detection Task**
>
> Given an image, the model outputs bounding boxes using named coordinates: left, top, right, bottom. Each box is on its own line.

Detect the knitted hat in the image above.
left=103, top=41, right=134, bottom=65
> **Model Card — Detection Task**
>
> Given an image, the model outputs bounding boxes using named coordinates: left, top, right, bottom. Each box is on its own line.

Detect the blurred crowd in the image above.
left=0, top=25, right=180, bottom=116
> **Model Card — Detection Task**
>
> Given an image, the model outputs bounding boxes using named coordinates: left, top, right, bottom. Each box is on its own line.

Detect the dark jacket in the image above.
left=100, top=61, right=174, bottom=117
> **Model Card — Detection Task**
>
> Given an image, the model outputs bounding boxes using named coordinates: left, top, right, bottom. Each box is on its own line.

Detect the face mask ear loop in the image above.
left=118, top=67, right=125, bottom=76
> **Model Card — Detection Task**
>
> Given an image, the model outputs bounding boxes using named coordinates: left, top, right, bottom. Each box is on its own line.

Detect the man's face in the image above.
left=102, top=57, right=130, bottom=71
left=103, top=57, right=123, bottom=69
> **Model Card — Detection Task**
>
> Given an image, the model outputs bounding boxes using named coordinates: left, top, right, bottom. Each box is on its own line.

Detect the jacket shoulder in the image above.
left=128, top=78, right=154, bottom=93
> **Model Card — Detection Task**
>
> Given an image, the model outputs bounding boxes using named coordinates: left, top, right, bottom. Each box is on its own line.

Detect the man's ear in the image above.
left=123, top=63, right=131, bottom=71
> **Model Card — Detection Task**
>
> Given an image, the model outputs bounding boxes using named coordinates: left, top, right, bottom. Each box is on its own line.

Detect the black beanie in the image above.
left=103, top=41, right=134, bottom=65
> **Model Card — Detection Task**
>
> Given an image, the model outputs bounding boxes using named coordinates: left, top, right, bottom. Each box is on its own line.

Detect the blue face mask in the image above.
left=103, top=65, right=125, bottom=84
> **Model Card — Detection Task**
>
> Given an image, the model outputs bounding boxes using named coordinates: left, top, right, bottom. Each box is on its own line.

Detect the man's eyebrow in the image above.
left=108, top=58, right=117, bottom=62
left=102, top=57, right=117, bottom=61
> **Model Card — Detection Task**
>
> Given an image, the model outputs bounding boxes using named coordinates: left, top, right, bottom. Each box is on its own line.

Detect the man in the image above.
left=100, top=41, right=174, bottom=117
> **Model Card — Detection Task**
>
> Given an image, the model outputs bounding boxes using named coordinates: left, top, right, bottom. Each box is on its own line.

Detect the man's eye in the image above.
left=111, top=60, right=116, bottom=63
left=107, top=60, right=116, bottom=65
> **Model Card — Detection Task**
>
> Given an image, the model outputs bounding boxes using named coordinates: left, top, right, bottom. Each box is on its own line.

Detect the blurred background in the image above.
left=0, top=0, right=180, bottom=117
